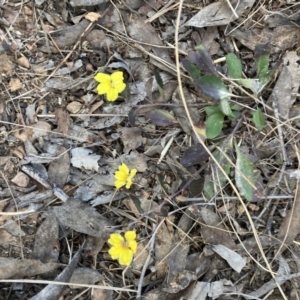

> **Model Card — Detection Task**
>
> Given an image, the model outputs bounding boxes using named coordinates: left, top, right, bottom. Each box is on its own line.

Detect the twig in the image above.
left=266, top=93, right=288, bottom=235
left=44, top=9, right=110, bottom=83
left=136, top=222, right=161, bottom=299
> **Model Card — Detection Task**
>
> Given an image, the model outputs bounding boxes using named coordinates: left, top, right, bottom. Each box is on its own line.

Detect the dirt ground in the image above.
left=0, top=0, right=300, bottom=299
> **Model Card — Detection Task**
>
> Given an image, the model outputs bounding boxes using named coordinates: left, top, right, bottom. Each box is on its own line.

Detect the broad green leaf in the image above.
left=206, top=113, right=224, bottom=139
left=145, top=109, right=177, bottom=127
left=255, top=44, right=270, bottom=80
left=188, top=45, right=219, bottom=76
left=180, top=144, right=209, bottom=166
left=205, top=105, right=222, bottom=116
left=219, top=98, right=234, bottom=118
left=228, top=110, right=241, bottom=121
left=196, top=75, right=230, bottom=102
left=253, top=108, right=265, bottom=131
left=226, top=53, right=242, bottom=79
left=239, top=78, right=259, bottom=95
left=231, top=103, right=243, bottom=111
left=235, top=145, right=258, bottom=202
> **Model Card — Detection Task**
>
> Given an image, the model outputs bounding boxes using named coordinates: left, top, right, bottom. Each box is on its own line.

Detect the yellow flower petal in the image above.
left=114, top=82, right=126, bottom=93
left=108, top=246, right=122, bottom=259
left=114, top=172, right=127, bottom=180
left=125, top=231, right=136, bottom=241
left=125, top=179, right=133, bottom=189
left=111, top=71, right=124, bottom=81
left=96, top=83, right=111, bottom=95
left=94, top=73, right=111, bottom=83
left=120, top=163, right=129, bottom=175
left=115, top=179, right=125, bottom=189
left=108, top=233, right=124, bottom=246
left=107, top=88, right=119, bottom=101
left=118, top=248, right=133, bottom=266
left=129, top=169, right=137, bottom=178
left=128, top=240, right=137, bottom=254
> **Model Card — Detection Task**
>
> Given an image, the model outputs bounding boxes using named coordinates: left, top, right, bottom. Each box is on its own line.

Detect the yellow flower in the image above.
left=114, top=163, right=137, bottom=189
left=94, top=71, right=126, bottom=102
left=108, top=231, right=137, bottom=266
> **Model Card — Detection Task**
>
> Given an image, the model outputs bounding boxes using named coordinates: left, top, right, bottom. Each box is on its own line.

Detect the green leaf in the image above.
left=255, top=44, right=270, bottom=80
left=188, top=46, right=219, bottom=76
left=257, top=69, right=276, bottom=94
left=228, top=110, right=241, bottom=121
left=206, top=113, right=224, bottom=139
left=196, top=75, right=230, bottom=102
left=235, top=145, right=259, bottom=202
left=154, top=68, right=164, bottom=89
left=238, top=78, right=259, bottom=95
left=219, top=98, right=234, bottom=118
left=120, top=85, right=130, bottom=99
left=145, top=109, right=177, bottom=127
left=253, top=108, right=265, bottom=131
left=226, top=53, right=242, bottom=79
left=182, top=58, right=201, bottom=78
left=205, top=105, right=222, bottom=116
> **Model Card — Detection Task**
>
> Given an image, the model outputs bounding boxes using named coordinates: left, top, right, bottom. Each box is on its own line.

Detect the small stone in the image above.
left=17, top=56, right=30, bottom=68
left=66, top=101, right=82, bottom=114
left=11, top=172, right=30, bottom=187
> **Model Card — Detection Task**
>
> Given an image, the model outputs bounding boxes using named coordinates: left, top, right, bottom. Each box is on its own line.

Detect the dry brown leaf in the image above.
left=127, top=16, right=173, bottom=65
left=70, top=0, right=107, bottom=6
left=11, top=172, right=30, bottom=187
left=121, top=127, right=143, bottom=154
left=69, top=267, right=104, bottom=289
left=184, top=0, right=255, bottom=28
left=48, top=146, right=70, bottom=188
left=0, top=257, right=61, bottom=279
left=32, top=121, right=52, bottom=140
left=0, top=229, right=18, bottom=247
left=84, top=235, right=106, bottom=266
left=0, top=54, right=14, bottom=74
left=172, top=86, right=201, bottom=135
left=32, top=214, right=59, bottom=263
left=17, top=56, right=30, bottom=68
left=277, top=180, right=300, bottom=252
left=51, top=198, right=113, bottom=238
left=229, top=26, right=300, bottom=53
left=9, top=78, right=22, bottom=92
left=268, top=51, right=300, bottom=119
left=92, top=286, right=115, bottom=300
left=55, top=107, right=70, bottom=135
left=189, top=206, right=237, bottom=250
left=132, top=241, right=150, bottom=271
left=85, top=12, right=101, bottom=22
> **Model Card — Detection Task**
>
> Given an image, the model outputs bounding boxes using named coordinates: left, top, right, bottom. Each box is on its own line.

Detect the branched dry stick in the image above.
left=136, top=223, right=160, bottom=299
left=44, top=9, right=110, bottom=83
